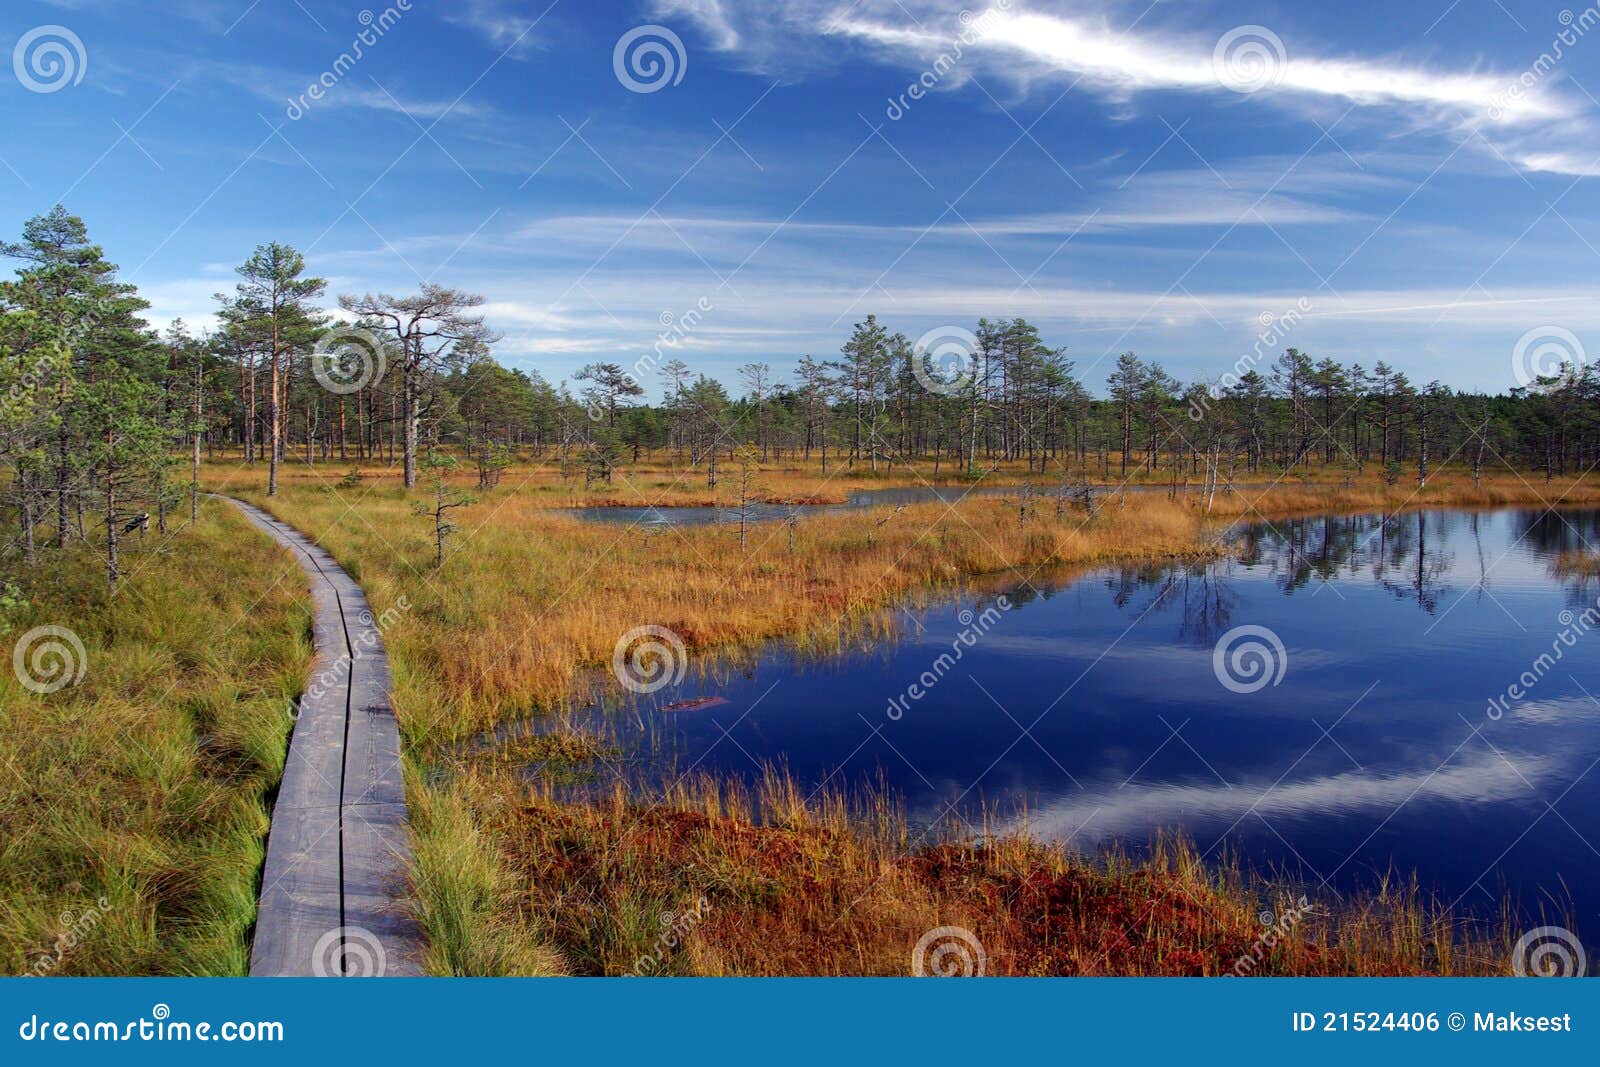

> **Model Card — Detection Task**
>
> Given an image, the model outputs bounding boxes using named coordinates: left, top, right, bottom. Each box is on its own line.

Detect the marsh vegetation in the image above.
left=4, top=207, right=1596, bottom=975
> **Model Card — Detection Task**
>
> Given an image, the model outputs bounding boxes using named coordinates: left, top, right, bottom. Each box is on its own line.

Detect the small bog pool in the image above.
left=597, top=506, right=1600, bottom=942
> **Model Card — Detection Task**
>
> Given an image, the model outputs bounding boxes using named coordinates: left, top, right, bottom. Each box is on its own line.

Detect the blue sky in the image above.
left=3, top=0, right=1599, bottom=396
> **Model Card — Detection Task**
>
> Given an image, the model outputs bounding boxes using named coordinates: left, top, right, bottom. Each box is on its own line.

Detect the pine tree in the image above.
left=220, top=244, right=326, bottom=496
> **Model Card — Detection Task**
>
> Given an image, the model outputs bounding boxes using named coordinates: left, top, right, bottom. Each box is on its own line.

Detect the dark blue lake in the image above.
left=601, top=506, right=1600, bottom=943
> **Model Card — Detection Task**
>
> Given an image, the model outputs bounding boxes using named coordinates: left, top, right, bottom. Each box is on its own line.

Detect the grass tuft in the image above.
left=0, top=501, right=306, bottom=976
left=453, top=767, right=1517, bottom=976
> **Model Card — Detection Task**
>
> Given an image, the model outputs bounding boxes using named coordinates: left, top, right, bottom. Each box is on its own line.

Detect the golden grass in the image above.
left=204, top=456, right=1600, bottom=750
left=3, top=446, right=1583, bottom=974
left=233, top=448, right=1600, bottom=513
left=1554, top=550, right=1600, bottom=576
left=0, top=501, right=308, bottom=976
left=195, top=452, right=1599, bottom=976
left=1219, top=470, right=1600, bottom=522
left=207, top=462, right=1223, bottom=752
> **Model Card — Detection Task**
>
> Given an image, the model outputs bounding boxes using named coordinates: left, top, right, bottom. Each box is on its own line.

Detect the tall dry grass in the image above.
left=453, top=766, right=1515, bottom=976
left=198, top=454, right=1599, bottom=976
left=1554, top=550, right=1600, bottom=576
left=207, top=458, right=1600, bottom=750
left=208, top=464, right=1219, bottom=752
left=0, top=501, right=308, bottom=975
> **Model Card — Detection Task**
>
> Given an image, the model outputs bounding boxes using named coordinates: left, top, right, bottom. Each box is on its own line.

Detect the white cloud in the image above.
left=512, top=196, right=1349, bottom=249
left=508, top=158, right=1372, bottom=255
left=1513, top=150, right=1600, bottom=177
left=656, top=0, right=742, bottom=50
left=1001, top=746, right=1555, bottom=844
left=328, top=86, right=492, bottom=122
left=133, top=275, right=238, bottom=334
left=180, top=56, right=496, bottom=123
left=443, top=0, right=547, bottom=56
left=890, top=8, right=1564, bottom=124
left=661, top=0, right=1588, bottom=174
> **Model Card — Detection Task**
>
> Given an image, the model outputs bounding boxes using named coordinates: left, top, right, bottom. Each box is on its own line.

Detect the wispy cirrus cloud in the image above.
left=658, top=0, right=1589, bottom=174
left=510, top=195, right=1353, bottom=250
left=656, top=0, right=743, bottom=49
left=829, top=5, right=1565, bottom=124
left=442, top=0, right=548, bottom=57
left=177, top=56, right=498, bottom=122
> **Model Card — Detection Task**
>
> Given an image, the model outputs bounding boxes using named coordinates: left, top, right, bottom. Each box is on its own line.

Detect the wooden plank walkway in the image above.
left=226, top=498, right=424, bottom=977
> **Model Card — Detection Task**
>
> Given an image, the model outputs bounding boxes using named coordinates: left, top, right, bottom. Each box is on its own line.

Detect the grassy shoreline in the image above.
left=1555, top=550, right=1600, bottom=576
left=0, top=502, right=309, bottom=976
left=183, top=462, right=1600, bottom=973
left=208, top=460, right=1600, bottom=745
left=209, top=460, right=1587, bottom=979
left=445, top=770, right=1520, bottom=976
left=4, top=458, right=1584, bottom=974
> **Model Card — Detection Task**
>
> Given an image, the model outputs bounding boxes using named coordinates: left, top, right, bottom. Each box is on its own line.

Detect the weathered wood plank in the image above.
left=341, top=801, right=424, bottom=975
left=248, top=802, right=343, bottom=977
left=226, top=497, right=424, bottom=978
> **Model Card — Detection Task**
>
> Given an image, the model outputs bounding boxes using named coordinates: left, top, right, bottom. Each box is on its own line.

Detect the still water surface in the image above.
left=599, top=507, right=1600, bottom=937
left=565, top=484, right=1022, bottom=526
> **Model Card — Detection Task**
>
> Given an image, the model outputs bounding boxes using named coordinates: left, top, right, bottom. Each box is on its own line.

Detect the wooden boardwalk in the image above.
left=227, top=498, right=424, bottom=977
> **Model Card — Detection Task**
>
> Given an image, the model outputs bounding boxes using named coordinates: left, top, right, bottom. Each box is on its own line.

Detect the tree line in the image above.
left=3, top=206, right=1596, bottom=591
left=576, top=315, right=1596, bottom=493
left=0, top=207, right=528, bottom=589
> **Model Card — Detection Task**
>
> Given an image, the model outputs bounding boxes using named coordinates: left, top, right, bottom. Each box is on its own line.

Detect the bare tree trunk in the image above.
left=1417, top=400, right=1430, bottom=489
left=1472, top=419, right=1487, bottom=489
left=104, top=436, right=119, bottom=592
left=280, top=357, right=293, bottom=464
left=268, top=323, right=280, bottom=496
left=55, top=378, right=70, bottom=548
left=191, top=363, right=203, bottom=523
left=244, top=354, right=256, bottom=464
left=435, top=492, right=446, bottom=568
left=17, top=471, right=36, bottom=565
left=402, top=360, right=419, bottom=489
